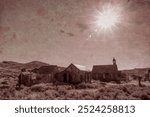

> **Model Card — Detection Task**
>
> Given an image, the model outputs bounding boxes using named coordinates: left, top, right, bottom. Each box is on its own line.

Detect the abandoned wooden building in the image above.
left=146, top=69, right=150, bottom=81
left=17, top=69, right=32, bottom=87
left=55, top=63, right=91, bottom=84
left=17, top=65, right=65, bottom=87
left=17, top=58, right=120, bottom=86
left=92, top=58, right=118, bottom=82
left=31, top=65, right=64, bottom=83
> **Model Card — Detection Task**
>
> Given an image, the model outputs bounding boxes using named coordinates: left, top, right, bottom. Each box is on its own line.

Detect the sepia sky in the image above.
left=0, top=0, right=150, bottom=70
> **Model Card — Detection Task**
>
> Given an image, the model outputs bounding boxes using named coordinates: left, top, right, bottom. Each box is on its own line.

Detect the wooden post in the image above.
left=138, top=76, right=142, bottom=87
left=103, top=74, right=105, bottom=80
left=67, top=73, right=69, bottom=83
left=148, top=70, right=150, bottom=81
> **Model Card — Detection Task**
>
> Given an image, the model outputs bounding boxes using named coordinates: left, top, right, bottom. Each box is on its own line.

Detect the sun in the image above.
left=94, top=4, right=123, bottom=32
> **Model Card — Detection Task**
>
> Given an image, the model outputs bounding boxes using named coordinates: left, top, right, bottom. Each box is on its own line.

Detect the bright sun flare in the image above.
left=94, top=4, right=123, bottom=31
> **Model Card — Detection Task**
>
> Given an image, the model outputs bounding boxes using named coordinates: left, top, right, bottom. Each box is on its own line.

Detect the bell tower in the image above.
left=113, top=57, right=116, bottom=65
left=113, top=57, right=118, bottom=81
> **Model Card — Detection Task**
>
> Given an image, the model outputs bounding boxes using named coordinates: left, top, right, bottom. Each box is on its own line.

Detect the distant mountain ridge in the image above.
left=121, top=67, right=150, bottom=77
left=0, top=60, right=149, bottom=74
left=0, top=61, right=50, bottom=70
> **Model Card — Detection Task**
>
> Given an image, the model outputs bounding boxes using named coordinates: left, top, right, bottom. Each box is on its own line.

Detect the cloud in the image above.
left=60, top=29, right=74, bottom=37
left=76, top=22, right=89, bottom=32
left=66, top=32, right=74, bottom=37
left=60, top=29, right=65, bottom=33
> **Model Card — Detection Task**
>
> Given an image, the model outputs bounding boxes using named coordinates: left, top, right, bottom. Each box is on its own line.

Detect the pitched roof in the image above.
left=73, top=64, right=90, bottom=71
left=57, top=66, right=66, bottom=72
left=32, top=65, right=58, bottom=74
left=92, top=65, right=118, bottom=73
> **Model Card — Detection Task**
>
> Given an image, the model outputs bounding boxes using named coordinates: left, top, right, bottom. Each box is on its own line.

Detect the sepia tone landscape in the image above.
left=0, top=60, right=150, bottom=100
left=0, top=0, right=150, bottom=100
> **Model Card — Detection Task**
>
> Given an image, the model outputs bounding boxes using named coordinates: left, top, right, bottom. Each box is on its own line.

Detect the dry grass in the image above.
left=0, top=78, right=150, bottom=100
left=0, top=69, right=150, bottom=100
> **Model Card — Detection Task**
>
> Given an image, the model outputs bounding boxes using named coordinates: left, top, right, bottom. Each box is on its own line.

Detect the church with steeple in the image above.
left=92, top=58, right=119, bottom=82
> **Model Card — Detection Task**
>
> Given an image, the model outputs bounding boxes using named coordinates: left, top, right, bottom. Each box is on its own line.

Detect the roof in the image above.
left=32, top=65, right=58, bottom=74
left=57, top=66, right=66, bottom=72
left=92, top=65, right=118, bottom=73
left=73, top=64, right=90, bottom=71
left=21, top=71, right=31, bottom=76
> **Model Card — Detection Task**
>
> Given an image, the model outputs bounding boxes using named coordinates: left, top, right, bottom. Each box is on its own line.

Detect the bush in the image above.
left=57, top=87, right=67, bottom=96
left=75, top=83, right=87, bottom=89
left=31, top=83, right=49, bottom=92
left=44, top=90, right=59, bottom=99
left=141, top=94, right=150, bottom=100
left=75, top=83, right=98, bottom=89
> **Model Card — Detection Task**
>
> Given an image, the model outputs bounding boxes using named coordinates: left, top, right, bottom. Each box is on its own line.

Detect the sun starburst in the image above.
left=93, top=4, right=123, bottom=32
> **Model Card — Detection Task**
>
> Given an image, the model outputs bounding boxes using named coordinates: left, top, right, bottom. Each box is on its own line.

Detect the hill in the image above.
left=121, top=68, right=150, bottom=77
left=23, top=61, right=50, bottom=70
left=0, top=61, right=23, bottom=70
left=0, top=61, right=50, bottom=70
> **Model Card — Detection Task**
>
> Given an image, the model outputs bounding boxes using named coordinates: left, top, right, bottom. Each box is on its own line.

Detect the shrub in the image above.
left=75, top=83, right=98, bottom=89
left=121, top=86, right=131, bottom=94
left=75, top=83, right=87, bottom=89
left=56, top=86, right=68, bottom=96
left=31, top=83, right=48, bottom=92
left=140, top=94, right=150, bottom=100
left=0, top=85, right=10, bottom=89
left=44, top=90, right=59, bottom=99
left=1, top=81, right=8, bottom=85
left=98, top=88, right=105, bottom=93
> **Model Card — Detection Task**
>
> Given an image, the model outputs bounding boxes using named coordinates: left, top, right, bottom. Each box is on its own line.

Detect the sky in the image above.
left=0, top=0, right=150, bottom=70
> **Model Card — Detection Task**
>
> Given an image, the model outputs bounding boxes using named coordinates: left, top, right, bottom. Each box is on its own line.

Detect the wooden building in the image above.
left=55, top=63, right=91, bottom=84
left=147, top=69, right=150, bottom=81
left=92, top=58, right=118, bottom=82
left=17, top=70, right=32, bottom=87
left=17, top=65, right=65, bottom=87
left=32, top=65, right=60, bottom=83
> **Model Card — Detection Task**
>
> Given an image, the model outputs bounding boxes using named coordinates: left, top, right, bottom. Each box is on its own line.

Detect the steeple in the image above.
left=113, top=57, right=116, bottom=65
